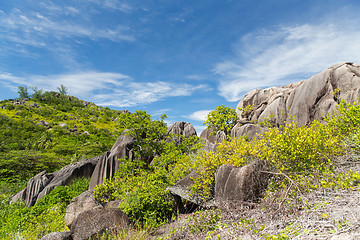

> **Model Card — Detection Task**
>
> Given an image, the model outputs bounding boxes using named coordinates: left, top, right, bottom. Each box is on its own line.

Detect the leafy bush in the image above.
left=203, top=105, right=238, bottom=135
left=94, top=138, right=200, bottom=228
left=0, top=177, right=90, bottom=240
left=116, top=110, right=169, bottom=166
left=193, top=111, right=346, bottom=199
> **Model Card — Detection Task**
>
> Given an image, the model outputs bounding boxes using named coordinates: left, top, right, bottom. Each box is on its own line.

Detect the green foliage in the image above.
left=0, top=177, right=90, bottom=240
left=31, top=86, right=43, bottom=99
left=239, top=104, right=254, bottom=117
left=203, top=104, right=238, bottom=135
left=57, top=84, right=68, bottom=95
left=193, top=106, right=347, bottom=198
left=117, top=111, right=169, bottom=166
left=94, top=138, right=200, bottom=228
left=325, top=100, right=360, bottom=137
left=0, top=89, right=122, bottom=182
left=17, top=86, right=29, bottom=99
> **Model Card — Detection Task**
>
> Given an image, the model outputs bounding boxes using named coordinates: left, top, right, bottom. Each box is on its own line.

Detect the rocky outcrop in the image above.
left=65, top=190, right=102, bottom=229
left=89, top=130, right=134, bottom=190
left=200, top=127, right=226, bottom=152
left=215, top=160, right=269, bottom=208
left=231, top=123, right=267, bottom=140
left=70, top=207, right=130, bottom=240
left=167, top=169, right=214, bottom=212
left=10, top=154, right=104, bottom=206
left=236, top=62, right=360, bottom=128
left=167, top=161, right=269, bottom=211
left=168, top=121, right=197, bottom=137
left=167, top=121, right=197, bottom=145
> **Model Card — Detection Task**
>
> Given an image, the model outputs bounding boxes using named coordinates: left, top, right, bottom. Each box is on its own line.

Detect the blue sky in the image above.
left=1, top=0, right=360, bottom=134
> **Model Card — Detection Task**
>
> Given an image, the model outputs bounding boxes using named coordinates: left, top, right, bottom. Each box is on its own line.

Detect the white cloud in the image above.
left=0, top=9, right=134, bottom=43
left=87, top=0, right=132, bottom=12
left=216, top=17, right=360, bottom=102
left=95, top=82, right=208, bottom=107
left=186, top=110, right=211, bottom=122
left=0, top=71, right=207, bottom=108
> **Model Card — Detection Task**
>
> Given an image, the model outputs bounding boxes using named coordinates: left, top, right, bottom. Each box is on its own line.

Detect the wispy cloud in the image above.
left=186, top=110, right=211, bottom=122
left=0, top=71, right=207, bottom=108
left=95, top=81, right=208, bottom=107
left=0, top=8, right=134, bottom=44
left=216, top=15, right=360, bottom=102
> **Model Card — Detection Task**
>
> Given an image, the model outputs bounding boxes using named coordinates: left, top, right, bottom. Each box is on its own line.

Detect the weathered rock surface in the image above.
left=65, top=190, right=102, bottom=229
left=40, top=231, right=72, bottom=240
left=215, top=160, right=269, bottom=207
left=70, top=207, right=130, bottom=240
left=200, top=127, right=226, bottom=152
left=168, top=121, right=197, bottom=138
left=11, top=154, right=103, bottom=206
left=167, top=169, right=214, bottom=212
left=89, top=130, right=134, bottom=189
left=231, top=123, right=268, bottom=140
left=236, top=62, right=360, bottom=128
left=38, top=120, right=50, bottom=127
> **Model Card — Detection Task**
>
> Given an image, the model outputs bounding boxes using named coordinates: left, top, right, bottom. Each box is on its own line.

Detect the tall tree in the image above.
left=17, top=86, right=29, bottom=99
left=57, top=85, right=68, bottom=95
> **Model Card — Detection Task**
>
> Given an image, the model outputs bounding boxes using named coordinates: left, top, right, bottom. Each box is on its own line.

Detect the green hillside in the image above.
left=0, top=90, right=124, bottom=182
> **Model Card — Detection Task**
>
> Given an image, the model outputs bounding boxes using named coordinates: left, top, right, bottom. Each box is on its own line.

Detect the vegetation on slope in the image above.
left=0, top=87, right=126, bottom=182
left=2, top=85, right=360, bottom=239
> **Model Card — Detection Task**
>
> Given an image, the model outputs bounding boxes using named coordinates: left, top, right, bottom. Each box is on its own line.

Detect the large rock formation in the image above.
left=167, top=121, right=197, bottom=145
left=10, top=154, right=104, bottom=206
left=64, top=190, right=102, bottom=229
left=214, top=160, right=269, bottom=208
left=231, top=123, right=268, bottom=140
left=168, top=121, right=197, bottom=137
left=236, top=62, right=360, bottom=128
left=200, top=127, right=226, bottom=152
left=88, top=130, right=134, bottom=189
left=70, top=207, right=130, bottom=240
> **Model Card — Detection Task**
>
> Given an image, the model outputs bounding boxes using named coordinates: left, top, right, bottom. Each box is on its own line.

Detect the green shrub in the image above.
left=0, top=177, right=90, bottom=240
left=203, top=104, right=238, bottom=135
left=94, top=138, right=199, bottom=228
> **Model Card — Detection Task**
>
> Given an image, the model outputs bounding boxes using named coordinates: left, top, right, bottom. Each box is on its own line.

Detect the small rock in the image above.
left=40, top=231, right=72, bottom=240
left=38, top=120, right=49, bottom=127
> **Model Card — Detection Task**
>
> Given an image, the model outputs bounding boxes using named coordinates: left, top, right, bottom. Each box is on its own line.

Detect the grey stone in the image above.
left=200, top=127, right=226, bottom=152
left=166, top=169, right=214, bottom=211
left=168, top=121, right=197, bottom=138
left=236, top=62, right=360, bottom=128
left=11, top=154, right=103, bottom=206
left=40, top=231, right=72, bottom=240
left=38, top=120, right=49, bottom=127
left=70, top=207, right=130, bottom=240
left=65, top=190, right=102, bottom=229
left=215, top=160, right=269, bottom=208
left=59, top=123, right=68, bottom=128
left=89, top=130, right=134, bottom=190
left=231, top=123, right=267, bottom=140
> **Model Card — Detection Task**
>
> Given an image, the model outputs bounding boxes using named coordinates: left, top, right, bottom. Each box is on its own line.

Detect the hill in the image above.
left=0, top=90, right=126, bottom=182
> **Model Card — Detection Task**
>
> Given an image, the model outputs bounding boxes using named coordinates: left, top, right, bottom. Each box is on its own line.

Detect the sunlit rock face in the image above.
left=236, top=62, right=360, bottom=127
